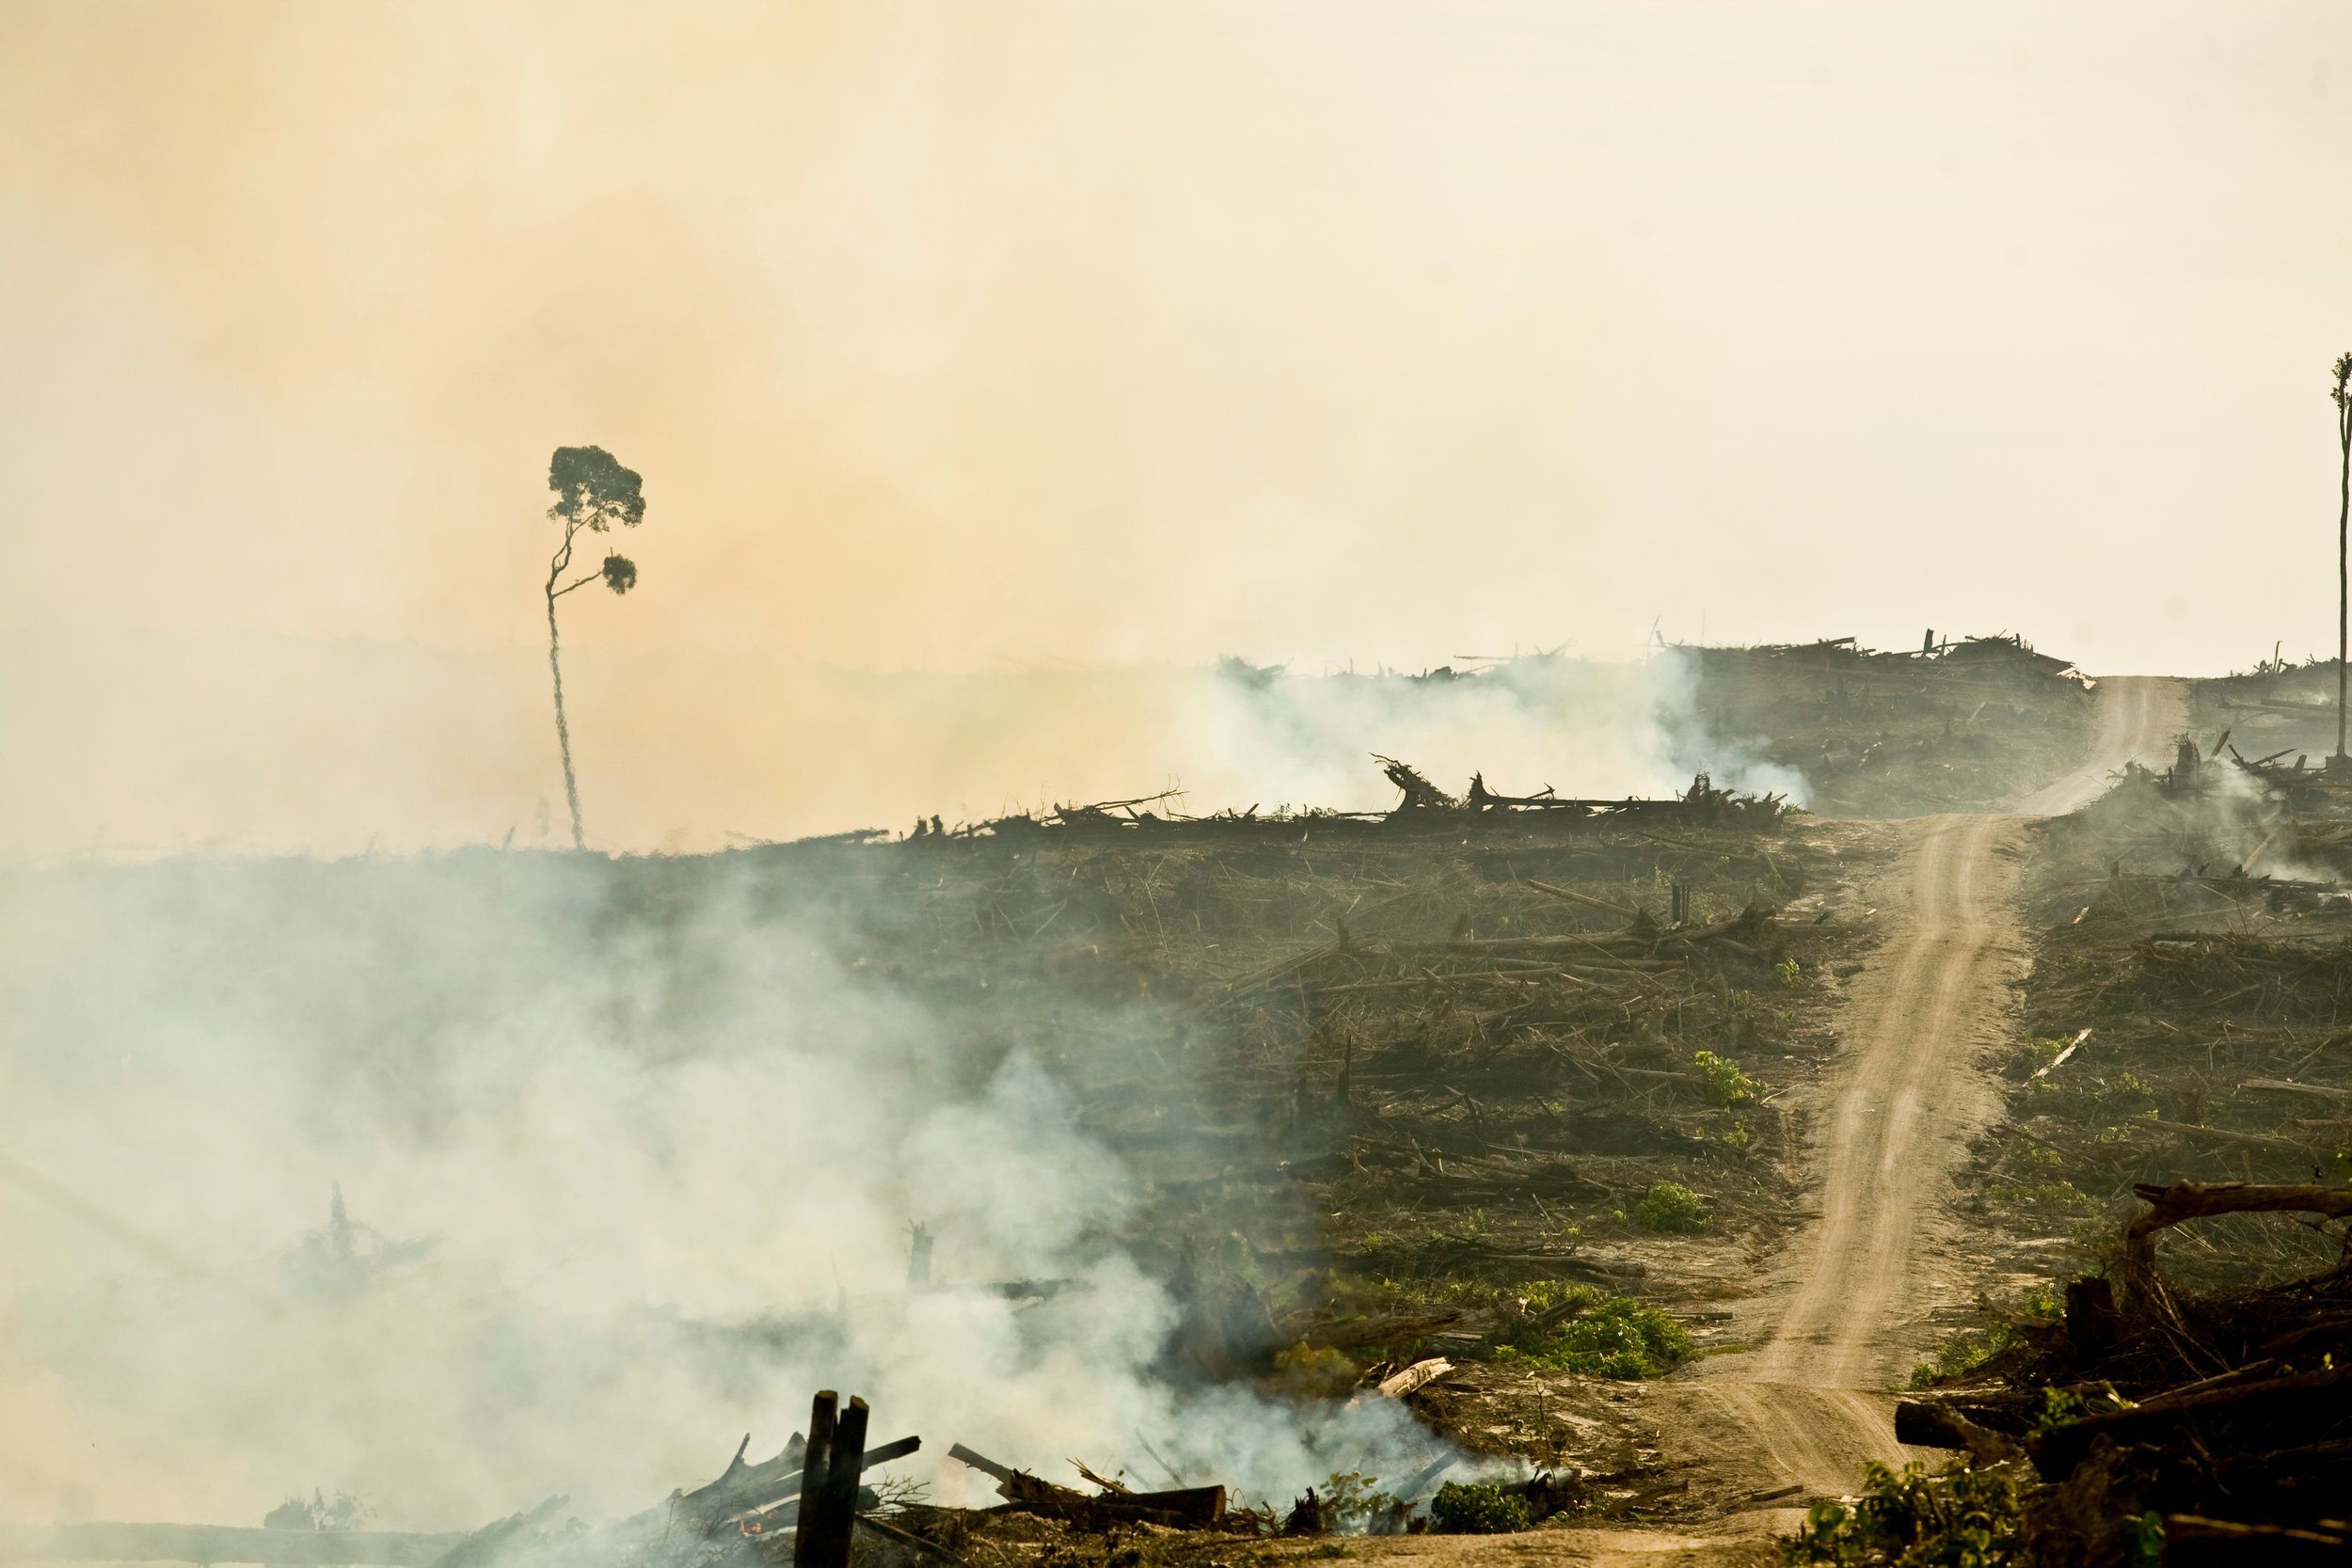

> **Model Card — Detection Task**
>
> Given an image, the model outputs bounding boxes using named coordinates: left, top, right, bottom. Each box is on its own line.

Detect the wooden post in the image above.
left=793, top=1392, right=837, bottom=1568
left=801, top=1396, right=868, bottom=1568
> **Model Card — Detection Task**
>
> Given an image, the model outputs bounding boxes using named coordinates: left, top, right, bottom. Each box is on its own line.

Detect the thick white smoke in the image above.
left=0, top=851, right=1454, bottom=1534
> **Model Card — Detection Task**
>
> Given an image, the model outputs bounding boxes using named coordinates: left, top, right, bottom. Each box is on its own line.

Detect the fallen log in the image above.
left=1520, top=879, right=1640, bottom=920
left=946, top=1445, right=1223, bottom=1528
left=2130, top=1121, right=2320, bottom=1157
left=2239, top=1077, right=2352, bottom=1101
left=1892, top=1401, right=2027, bottom=1465
left=1375, top=1357, right=1454, bottom=1398
left=2031, top=1361, right=2352, bottom=1477
left=2126, top=1180, right=2352, bottom=1266
left=2159, top=1513, right=2349, bottom=1561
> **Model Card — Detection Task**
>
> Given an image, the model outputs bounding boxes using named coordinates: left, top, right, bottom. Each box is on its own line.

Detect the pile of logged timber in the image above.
left=1898, top=1180, right=2352, bottom=1561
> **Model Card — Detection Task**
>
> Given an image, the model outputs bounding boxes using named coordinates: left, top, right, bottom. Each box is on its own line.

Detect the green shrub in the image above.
left=1427, top=1482, right=1530, bottom=1535
left=1492, top=1293, right=1695, bottom=1379
left=1780, top=1460, right=2021, bottom=1566
left=1773, top=958, right=1809, bottom=988
left=1636, top=1180, right=1711, bottom=1232
left=1693, top=1051, right=1757, bottom=1106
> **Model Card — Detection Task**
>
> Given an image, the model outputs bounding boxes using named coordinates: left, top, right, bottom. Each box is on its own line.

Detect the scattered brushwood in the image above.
left=940, top=761, right=1792, bottom=844
left=1892, top=1180, right=2352, bottom=1567
left=1682, top=631, right=2093, bottom=818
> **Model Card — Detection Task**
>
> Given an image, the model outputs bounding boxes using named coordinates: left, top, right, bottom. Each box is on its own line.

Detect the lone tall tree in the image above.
left=544, top=445, right=644, bottom=848
left=2333, top=356, right=2352, bottom=764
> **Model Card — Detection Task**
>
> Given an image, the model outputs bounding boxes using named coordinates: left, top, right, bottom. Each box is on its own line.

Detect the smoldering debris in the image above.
left=0, top=1389, right=1499, bottom=1567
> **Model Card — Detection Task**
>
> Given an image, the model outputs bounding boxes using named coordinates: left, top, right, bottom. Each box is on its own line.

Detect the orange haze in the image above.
left=5, top=3, right=2352, bottom=852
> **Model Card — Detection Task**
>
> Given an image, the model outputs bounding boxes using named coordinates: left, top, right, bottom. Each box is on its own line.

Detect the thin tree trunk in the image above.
left=547, top=584, right=584, bottom=849
left=2339, top=391, right=2349, bottom=759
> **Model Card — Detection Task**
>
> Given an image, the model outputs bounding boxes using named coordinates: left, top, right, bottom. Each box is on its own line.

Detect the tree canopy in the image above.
left=547, top=445, right=646, bottom=534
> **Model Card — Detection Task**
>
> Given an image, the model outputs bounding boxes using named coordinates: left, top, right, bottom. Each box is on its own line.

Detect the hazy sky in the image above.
left=5, top=2, right=2351, bottom=848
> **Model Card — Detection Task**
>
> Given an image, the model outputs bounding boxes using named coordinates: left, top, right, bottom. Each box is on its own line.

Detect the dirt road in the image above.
left=2014, top=675, right=2186, bottom=817
left=1368, top=677, right=2189, bottom=1563
left=1644, top=681, right=2188, bottom=1495
left=1675, top=810, right=2021, bottom=1445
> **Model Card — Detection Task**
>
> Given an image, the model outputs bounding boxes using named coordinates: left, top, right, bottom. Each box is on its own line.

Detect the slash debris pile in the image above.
left=1883, top=1180, right=2352, bottom=1566
left=1686, top=632, right=2093, bottom=817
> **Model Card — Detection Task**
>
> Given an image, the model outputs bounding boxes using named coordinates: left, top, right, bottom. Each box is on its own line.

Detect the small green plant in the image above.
left=1780, top=1460, right=2021, bottom=1566
left=1773, top=958, right=1808, bottom=988
left=2034, top=1386, right=2083, bottom=1432
left=1428, top=1481, right=1531, bottom=1535
left=1693, top=1050, right=1758, bottom=1106
left=1723, top=1123, right=1752, bottom=1151
left=2094, top=1072, right=2153, bottom=1107
left=2015, top=1036, right=2074, bottom=1075
left=1636, top=1181, right=1711, bottom=1232
left=1493, top=1291, right=1696, bottom=1379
